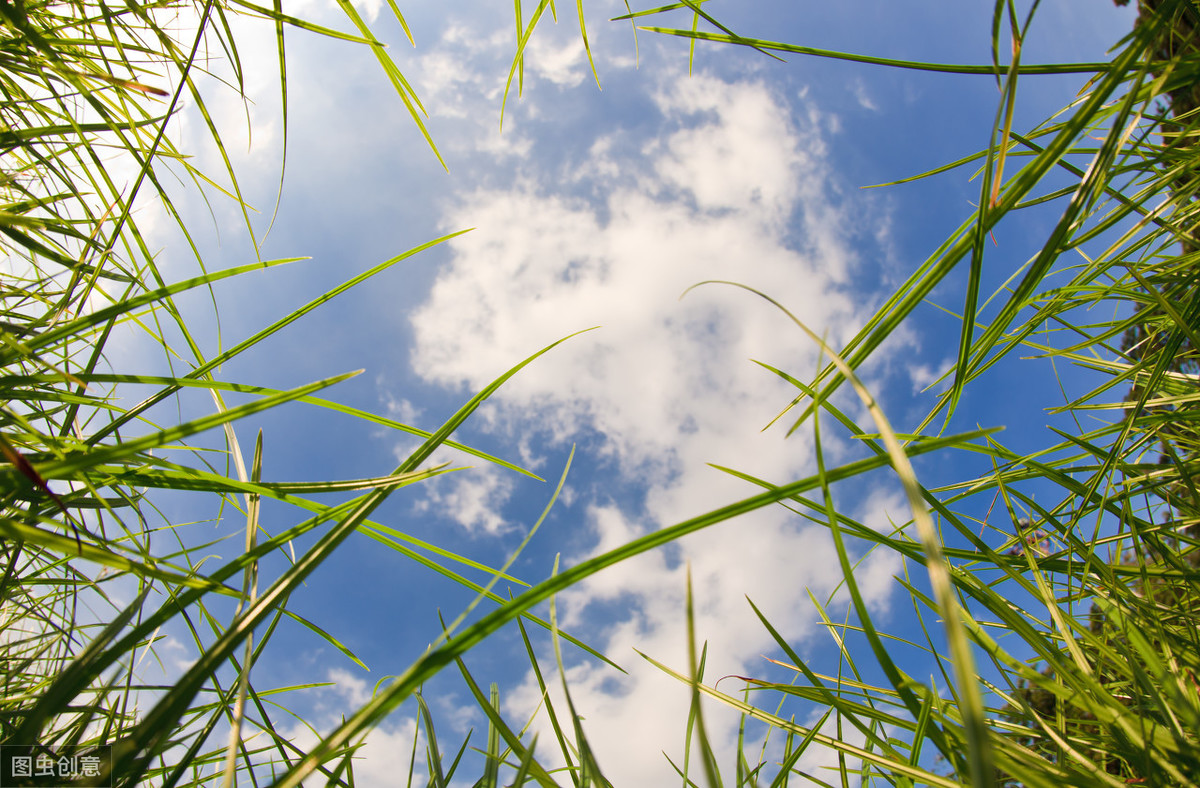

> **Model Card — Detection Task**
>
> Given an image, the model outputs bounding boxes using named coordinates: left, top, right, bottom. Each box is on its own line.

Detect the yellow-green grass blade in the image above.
left=71, top=461, right=541, bottom=592
left=683, top=570, right=721, bottom=788
left=6, top=257, right=305, bottom=364
left=226, top=0, right=380, bottom=45
left=685, top=280, right=993, bottom=784
left=261, top=423, right=992, bottom=788
left=575, top=0, right=601, bottom=89
left=610, top=0, right=711, bottom=22
left=636, top=27, right=1111, bottom=74
left=25, top=369, right=361, bottom=479
left=639, top=649, right=960, bottom=788
left=454, top=655, right=561, bottom=788
left=90, top=230, right=468, bottom=444
left=788, top=34, right=1148, bottom=436
left=97, top=328, right=593, bottom=783
left=432, top=445, right=576, bottom=650
left=501, top=0, right=555, bottom=129
left=547, top=558, right=613, bottom=788
left=31, top=370, right=540, bottom=480
left=665, top=0, right=785, bottom=65
left=331, top=0, right=445, bottom=170
left=949, top=4, right=1026, bottom=418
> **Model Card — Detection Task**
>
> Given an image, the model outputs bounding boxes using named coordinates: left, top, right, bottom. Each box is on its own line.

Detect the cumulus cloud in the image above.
left=411, top=73, right=862, bottom=452
left=403, top=68, right=909, bottom=784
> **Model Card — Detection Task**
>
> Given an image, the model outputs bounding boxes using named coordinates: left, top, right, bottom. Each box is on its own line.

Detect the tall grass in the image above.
left=0, top=1, right=601, bottom=784
left=2, top=0, right=1197, bottom=786
left=599, top=0, right=1200, bottom=784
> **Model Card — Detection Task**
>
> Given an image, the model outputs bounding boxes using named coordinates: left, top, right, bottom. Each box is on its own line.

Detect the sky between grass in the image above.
left=117, top=1, right=1141, bottom=784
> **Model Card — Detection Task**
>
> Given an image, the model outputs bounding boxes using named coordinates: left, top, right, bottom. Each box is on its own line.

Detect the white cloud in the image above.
left=851, top=76, right=880, bottom=112
left=326, top=667, right=373, bottom=707
left=280, top=670, right=420, bottom=787
left=410, top=72, right=867, bottom=471
left=527, top=32, right=589, bottom=88
left=404, top=69, right=910, bottom=785
left=351, top=0, right=384, bottom=24
left=650, top=76, right=810, bottom=227
left=407, top=16, right=594, bottom=159
left=380, top=388, right=422, bottom=425
left=907, top=361, right=943, bottom=394
left=415, top=465, right=516, bottom=535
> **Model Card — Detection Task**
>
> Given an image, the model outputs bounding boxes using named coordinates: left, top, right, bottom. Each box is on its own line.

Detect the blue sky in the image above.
left=122, top=1, right=1140, bottom=784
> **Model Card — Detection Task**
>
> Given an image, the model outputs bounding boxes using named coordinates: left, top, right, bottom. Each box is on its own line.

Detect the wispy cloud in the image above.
left=414, top=465, right=516, bottom=535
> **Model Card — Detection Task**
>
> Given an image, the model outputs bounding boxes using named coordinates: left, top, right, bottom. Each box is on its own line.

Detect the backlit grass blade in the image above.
left=104, top=327, right=595, bottom=784
left=89, top=231, right=470, bottom=445
left=683, top=280, right=994, bottom=785
left=261, top=423, right=993, bottom=787
left=635, top=26, right=1111, bottom=74
left=331, top=0, right=445, bottom=170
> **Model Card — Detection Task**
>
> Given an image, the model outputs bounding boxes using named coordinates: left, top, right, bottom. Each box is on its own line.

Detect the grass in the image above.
left=606, top=1, right=1200, bottom=784
left=0, top=1, right=596, bottom=784
left=2, top=0, right=1198, bottom=785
